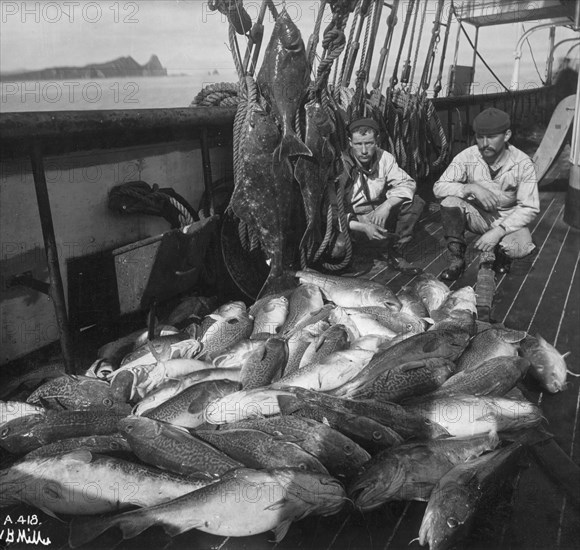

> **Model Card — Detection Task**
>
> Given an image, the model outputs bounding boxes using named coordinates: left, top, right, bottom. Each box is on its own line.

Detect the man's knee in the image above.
left=441, top=196, right=467, bottom=209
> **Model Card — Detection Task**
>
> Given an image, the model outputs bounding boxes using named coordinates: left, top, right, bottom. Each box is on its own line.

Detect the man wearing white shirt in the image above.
left=434, top=107, right=539, bottom=281
left=341, top=118, right=424, bottom=274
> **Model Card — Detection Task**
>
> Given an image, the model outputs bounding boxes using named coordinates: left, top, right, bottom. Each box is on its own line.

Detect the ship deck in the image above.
left=3, top=181, right=580, bottom=550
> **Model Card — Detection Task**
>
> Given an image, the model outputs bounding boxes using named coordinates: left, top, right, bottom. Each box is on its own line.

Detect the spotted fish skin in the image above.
left=26, top=375, right=130, bottom=413
left=195, top=428, right=329, bottom=473
left=240, top=337, right=287, bottom=390
left=456, top=327, right=525, bottom=372
left=348, top=431, right=500, bottom=511
left=220, top=415, right=370, bottom=479
left=0, top=410, right=126, bottom=454
left=118, top=416, right=242, bottom=478
left=368, top=358, right=455, bottom=402
left=143, top=380, right=240, bottom=429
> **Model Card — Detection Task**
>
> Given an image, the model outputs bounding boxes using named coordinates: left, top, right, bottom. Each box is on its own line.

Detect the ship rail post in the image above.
left=29, top=141, right=76, bottom=374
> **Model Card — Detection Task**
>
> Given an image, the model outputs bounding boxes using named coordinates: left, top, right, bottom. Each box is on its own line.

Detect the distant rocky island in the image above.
left=2, top=55, right=167, bottom=81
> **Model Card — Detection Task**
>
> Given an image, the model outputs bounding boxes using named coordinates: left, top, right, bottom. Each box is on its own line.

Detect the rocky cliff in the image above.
left=2, top=55, right=167, bottom=81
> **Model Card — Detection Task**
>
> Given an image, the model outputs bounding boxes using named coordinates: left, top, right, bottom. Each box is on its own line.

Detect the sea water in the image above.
left=0, top=73, right=238, bottom=112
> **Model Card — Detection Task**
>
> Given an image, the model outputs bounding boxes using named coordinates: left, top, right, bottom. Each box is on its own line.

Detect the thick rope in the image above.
left=322, top=174, right=352, bottom=271
left=307, top=0, right=327, bottom=71
left=337, top=0, right=362, bottom=94
left=408, top=0, right=428, bottom=90
left=168, top=197, right=195, bottom=227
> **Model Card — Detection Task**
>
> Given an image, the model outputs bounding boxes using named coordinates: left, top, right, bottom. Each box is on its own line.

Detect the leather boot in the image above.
left=493, top=245, right=512, bottom=274
left=440, top=242, right=466, bottom=281
left=440, top=206, right=467, bottom=243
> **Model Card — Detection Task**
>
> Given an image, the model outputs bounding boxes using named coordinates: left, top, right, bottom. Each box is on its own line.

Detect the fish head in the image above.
left=117, top=415, right=162, bottom=440
left=272, top=469, right=346, bottom=516
left=215, top=300, right=247, bottom=319
left=348, top=457, right=404, bottom=511
left=419, top=482, right=474, bottom=550
left=0, top=415, right=43, bottom=454
left=370, top=288, right=401, bottom=311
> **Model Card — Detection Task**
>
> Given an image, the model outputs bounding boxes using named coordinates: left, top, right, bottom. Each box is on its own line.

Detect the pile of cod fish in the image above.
left=0, top=270, right=570, bottom=550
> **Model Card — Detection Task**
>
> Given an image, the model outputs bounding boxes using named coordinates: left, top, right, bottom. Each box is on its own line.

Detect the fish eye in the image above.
left=343, top=444, right=354, bottom=455
left=103, top=398, right=113, bottom=407
left=124, top=424, right=134, bottom=433
left=298, top=463, right=308, bottom=470
left=372, top=431, right=382, bottom=440
left=447, top=517, right=460, bottom=529
left=0, top=427, right=10, bottom=438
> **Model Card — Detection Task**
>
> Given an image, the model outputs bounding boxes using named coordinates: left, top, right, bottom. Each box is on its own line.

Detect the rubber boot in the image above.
left=440, top=242, right=466, bottom=281
left=492, top=245, right=512, bottom=274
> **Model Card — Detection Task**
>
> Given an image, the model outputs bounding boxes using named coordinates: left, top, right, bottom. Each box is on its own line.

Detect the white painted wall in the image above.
left=0, top=140, right=232, bottom=363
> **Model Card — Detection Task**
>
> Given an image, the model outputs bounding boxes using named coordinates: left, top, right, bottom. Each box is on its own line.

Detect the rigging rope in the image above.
left=408, top=0, right=428, bottom=90
left=389, top=0, right=415, bottom=90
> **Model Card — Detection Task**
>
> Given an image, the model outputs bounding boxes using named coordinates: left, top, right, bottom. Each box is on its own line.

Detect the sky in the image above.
left=0, top=0, right=578, bottom=91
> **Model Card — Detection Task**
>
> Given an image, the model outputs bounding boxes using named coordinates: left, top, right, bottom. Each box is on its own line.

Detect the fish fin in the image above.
left=399, top=360, right=431, bottom=371
left=275, top=133, right=312, bottom=161
left=163, top=519, right=202, bottom=537
left=277, top=394, right=301, bottom=414
left=265, top=497, right=289, bottom=512
left=534, top=333, right=548, bottom=345
left=62, top=449, right=94, bottom=463
left=258, top=271, right=298, bottom=301
left=422, top=336, right=440, bottom=353
left=38, top=505, right=65, bottom=522
left=501, top=329, right=527, bottom=344
left=69, top=515, right=122, bottom=548
left=271, top=518, right=293, bottom=542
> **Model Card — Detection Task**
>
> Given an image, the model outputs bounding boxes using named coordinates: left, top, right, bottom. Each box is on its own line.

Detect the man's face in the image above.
left=349, top=130, right=377, bottom=167
left=475, top=129, right=511, bottom=164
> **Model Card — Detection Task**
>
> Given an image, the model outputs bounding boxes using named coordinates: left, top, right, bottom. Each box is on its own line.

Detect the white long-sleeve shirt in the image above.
left=433, top=144, right=539, bottom=233
left=343, top=148, right=416, bottom=217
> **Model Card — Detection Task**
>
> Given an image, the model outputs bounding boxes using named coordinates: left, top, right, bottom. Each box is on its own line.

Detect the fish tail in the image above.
left=68, top=515, right=120, bottom=548
left=69, top=508, right=158, bottom=547
left=258, top=270, right=297, bottom=300
left=275, top=132, right=312, bottom=161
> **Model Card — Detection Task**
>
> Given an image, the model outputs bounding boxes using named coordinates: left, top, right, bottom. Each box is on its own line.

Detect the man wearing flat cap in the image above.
left=339, top=117, right=424, bottom=273
left=434, top=107, right=539, bottom=280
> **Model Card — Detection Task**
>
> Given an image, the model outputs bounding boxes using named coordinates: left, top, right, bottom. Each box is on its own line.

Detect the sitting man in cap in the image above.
left=434, top=107, right=539, bottom=281
left=340, top=117, right=424, bottom=274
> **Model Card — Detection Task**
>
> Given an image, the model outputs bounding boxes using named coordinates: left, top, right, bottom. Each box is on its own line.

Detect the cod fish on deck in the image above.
left=68, top=468, right=346, bottom=547
left=348, top=431, right=499, bottom=510
left=0, top=449, right=211, bottom=515
left=418, top=437, right=531, bottom=550
left=296, top=269, right=400, bottom=309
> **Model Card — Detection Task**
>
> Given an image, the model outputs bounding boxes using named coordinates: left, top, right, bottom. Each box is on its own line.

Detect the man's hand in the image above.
left=466, top=183, right=499, bottom=211
left=367, top=203, right=392, bottom=227
left=350, top=219, right=391, bottom=241
left=475, top=226, right=504, bottom=252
